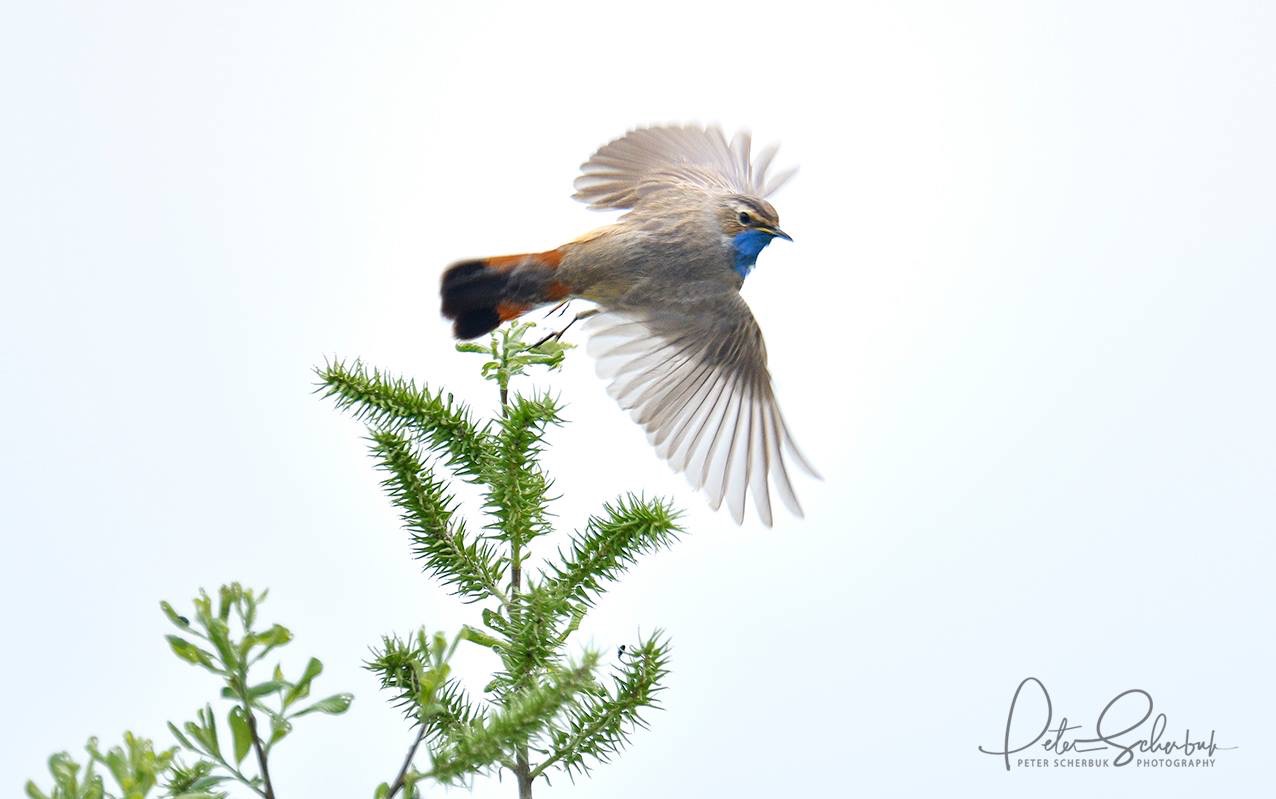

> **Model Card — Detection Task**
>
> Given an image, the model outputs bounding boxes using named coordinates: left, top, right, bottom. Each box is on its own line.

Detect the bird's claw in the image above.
left=531, top=308, right=598, bottom=349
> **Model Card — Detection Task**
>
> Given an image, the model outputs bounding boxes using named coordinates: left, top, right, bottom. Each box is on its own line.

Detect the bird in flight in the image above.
left=440, top=125, right=817, bottom=526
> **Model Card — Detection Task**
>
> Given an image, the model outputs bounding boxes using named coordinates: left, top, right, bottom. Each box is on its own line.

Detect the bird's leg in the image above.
left=532, top=308, right=598, bottom=348
left=543, top=300, right=571, bottom=318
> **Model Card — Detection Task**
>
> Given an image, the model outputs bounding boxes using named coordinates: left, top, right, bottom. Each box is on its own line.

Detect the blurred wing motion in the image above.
left=573, top=125, right=797, bottom=210
left=585, top=294, right=818, bottom=526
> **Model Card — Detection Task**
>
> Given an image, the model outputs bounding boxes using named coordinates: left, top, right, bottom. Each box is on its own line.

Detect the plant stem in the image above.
left=244, top=709, right=276, bottom=799
left=510, top=548, right=533, bottom=799
left=385, top=725, right=427, bottom=799
left=516, top=750, right=533, bottom=799
left=498, top=357, right=532, bottom=799
left=205, top=750, right=266, bottom=798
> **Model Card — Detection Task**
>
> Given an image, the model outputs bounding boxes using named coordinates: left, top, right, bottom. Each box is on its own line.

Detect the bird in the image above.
left=440, top=125, right=818, bottom=526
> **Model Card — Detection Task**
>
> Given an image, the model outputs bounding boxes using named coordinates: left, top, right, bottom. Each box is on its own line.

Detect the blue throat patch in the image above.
left=732, top=229, right=775, bottom=279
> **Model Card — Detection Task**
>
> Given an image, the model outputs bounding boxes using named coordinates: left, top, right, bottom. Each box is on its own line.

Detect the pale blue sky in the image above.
left=2, top=2, right=1273, bottom=797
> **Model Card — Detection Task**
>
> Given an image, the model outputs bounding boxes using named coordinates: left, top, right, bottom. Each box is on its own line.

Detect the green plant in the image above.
left=319, top=321, right=679, bottom=798
left=28, top=321, right=681, bottom=799
left=161, top=584, right=352, bottom=798
left=26, top=584, right=349, bottom=799
left=26, top=733, right=175, bottom=799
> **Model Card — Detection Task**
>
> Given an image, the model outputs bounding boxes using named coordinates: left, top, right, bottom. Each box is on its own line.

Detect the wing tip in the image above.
left=585, top=309, right=818, bottom=529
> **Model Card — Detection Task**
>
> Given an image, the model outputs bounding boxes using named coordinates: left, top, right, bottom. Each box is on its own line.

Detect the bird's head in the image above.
left=720, top=195, right=791, bottom=279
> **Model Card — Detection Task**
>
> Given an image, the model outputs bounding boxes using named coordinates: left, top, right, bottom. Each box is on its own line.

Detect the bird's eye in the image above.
left=738, top=212, right=751, bottom=225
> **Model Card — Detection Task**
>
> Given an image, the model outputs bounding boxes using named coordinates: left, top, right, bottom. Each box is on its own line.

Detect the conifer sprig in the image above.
left=542, top=495, right=681, bottom=610
left=370, top=430, right=509, bottom=605
left=427, top=654, right=599, bottom=784
left=486, top=587, right=575, bottom=700
left=366, top=630, right=481, bottom=744
left=534, top=632, right=671, bottom=779
left=319, top=321, right=683, bottom=798
left=316, top=359, right=491, bottom=481
left=484, top=392, right=561, bottom=553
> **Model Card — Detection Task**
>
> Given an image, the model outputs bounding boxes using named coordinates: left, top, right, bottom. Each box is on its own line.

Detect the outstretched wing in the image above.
left=584, top=294, right=818, bottom=526
left=573, top=125, right=796, bottom=211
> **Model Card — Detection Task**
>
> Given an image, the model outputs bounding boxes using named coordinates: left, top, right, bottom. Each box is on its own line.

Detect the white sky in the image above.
left=2, top=2, right=1273, bottom=797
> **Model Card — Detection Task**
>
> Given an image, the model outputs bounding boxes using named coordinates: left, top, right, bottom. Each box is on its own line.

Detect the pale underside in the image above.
left=571, top=125, right=817, bottom=526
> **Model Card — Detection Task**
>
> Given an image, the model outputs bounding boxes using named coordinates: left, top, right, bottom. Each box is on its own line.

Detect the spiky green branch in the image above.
left=321, top=320, right=683, bottom=798
left=370, top=430, right=510, bottom=606
left=542, top=495, right=681, bottom=610
left=429, top=654, right=599, bottom=784
left=317, top=358, right=491, bottom=481
left=534, top=633, right=671, bottom=779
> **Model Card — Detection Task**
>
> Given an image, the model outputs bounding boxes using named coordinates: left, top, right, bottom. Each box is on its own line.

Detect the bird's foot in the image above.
left=542, top=300, right=572, bottom=318
left=532, top=308, right=598, bottom=349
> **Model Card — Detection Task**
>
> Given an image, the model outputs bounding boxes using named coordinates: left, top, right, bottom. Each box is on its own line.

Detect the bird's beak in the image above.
left=763, top=226, right=793, bottom=242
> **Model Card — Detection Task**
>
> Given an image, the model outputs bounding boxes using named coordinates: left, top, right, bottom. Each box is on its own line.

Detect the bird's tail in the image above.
left=440, top=249, right=572, bottom=339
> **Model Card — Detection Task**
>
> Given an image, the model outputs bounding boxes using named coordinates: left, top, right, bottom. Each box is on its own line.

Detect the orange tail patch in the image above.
left=440, top=247, right=574, bottom=339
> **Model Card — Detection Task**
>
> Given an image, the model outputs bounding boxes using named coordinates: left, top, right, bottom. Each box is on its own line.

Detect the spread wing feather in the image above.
left=584, top=299, right=817, bottom=526
left=573, top=125, right=796, bottom=210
